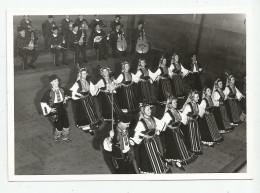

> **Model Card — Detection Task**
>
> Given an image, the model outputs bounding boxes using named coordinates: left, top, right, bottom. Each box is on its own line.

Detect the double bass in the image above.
left=117, top=28, right=127, bottom=52
left=136, top=27, right=149, bottom=54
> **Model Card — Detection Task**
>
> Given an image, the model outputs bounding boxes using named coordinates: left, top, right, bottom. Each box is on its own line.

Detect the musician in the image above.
left=70, top=68, right=102, bottom=135
left=67, top=23, right=87, bottom=65
left=90, top=15, right=106, bottom=30
left=132, top=20, right=144, bottom=54
left=61, top=15, right=72, bottom=38
left=103, top=115, right=138, bottom=174
left=20, top=15, right=38, bottom=45
left=42, top=15, right=57, bottom=49
left=91, top=24, right=109, bottom=60
left=40, top=75, right=72, bottom=142
left=110, top=23, right=127, bottom=58
left=48, top=26, right=68, bottom=66
left=74, top=15, right=89, bottom=29
left=16, top=26, right=38, bottom=69
left=110, top=15, right=122, bottom=31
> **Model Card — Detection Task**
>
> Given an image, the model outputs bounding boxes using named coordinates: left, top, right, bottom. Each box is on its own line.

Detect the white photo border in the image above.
left=7, top=8, right=253, bottom=181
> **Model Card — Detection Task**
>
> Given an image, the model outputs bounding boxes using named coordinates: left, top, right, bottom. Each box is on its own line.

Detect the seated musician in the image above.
left=110, top=23, right=127, bottom=58
left=91, top=23, right=109, bottom=60
left=48, top=26, right=68, bottom=66
left=89, top=15, right=107, bottom=30
left=16, top=26, right=38, bottom=69
left=20, top=15, right=38, bottom=45
left=67, top=23, right=87, bottom=65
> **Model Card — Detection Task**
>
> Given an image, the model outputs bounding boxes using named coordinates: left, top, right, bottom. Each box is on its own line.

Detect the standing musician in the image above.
left=91, top=24, right=109, bottom=60
left=19, top=15, right=38, bottom=45
left=110, top=15, right=122, bottom=31
left=110, top=22, right=127, bottom=58
left=89, top=15, right=107, bottom=30
left=42, top=15, right=57, bottom=49
left=74, top=15, right=89, bottom=29
left=103, top=115, right=138, bottom=174
left=48, top=26, right=68, bottom=66
left=16, top=26, right=38, bottom=69
left=189, top=54, right=203, bottom=91
left=132, top=20, right=144, bottom=54
left=61, top=15, right=73, bottom=38
left=40, top=75, right=72, bottom=142
left=67, top=23, right=87, bottom=65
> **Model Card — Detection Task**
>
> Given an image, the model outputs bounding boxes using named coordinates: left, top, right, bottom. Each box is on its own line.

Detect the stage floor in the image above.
left=13, top=54, right=246, bottom=175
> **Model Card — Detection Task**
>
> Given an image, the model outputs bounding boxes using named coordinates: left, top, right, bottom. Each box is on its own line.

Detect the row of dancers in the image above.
left=40, top=53, right=246, bottom=173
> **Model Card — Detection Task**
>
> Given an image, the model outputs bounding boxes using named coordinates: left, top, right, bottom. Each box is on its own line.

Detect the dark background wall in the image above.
left=13, top=14, right=246, bottom=83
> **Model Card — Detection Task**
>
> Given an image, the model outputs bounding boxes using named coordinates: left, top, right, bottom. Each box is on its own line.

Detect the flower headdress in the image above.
left=121, top=61, right=130, bottom=73
left=77, top=68, right=88, bottom=81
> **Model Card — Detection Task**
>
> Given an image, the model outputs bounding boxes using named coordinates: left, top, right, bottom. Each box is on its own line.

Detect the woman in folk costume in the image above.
left=198, top=87, right=224, bottom=147
left=153, top=55, right=174, bottom=105
left=135, top=58, right=157, bottom=105
left=224, top=74, right=245, bottom=125
left=131, top=104, right=171, bottom=174
left=160, top=95, right=197, bottom=170
left=181, top=90, right=203, bottom=155
left=115, top=61, right=140, bottom=113
left=41, top=75, right=72, bottom=142
left=211, top=78, right=233, bottom=133
left=95, top=67, right=123, bottom=121
left=103, top=115, right=138, bottom=174
left=70, top=68, right=102, bottom=135
left=168, top=53, right=191, bottom=98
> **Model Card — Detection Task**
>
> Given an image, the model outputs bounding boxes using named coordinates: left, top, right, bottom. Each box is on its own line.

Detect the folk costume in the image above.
left=189, top=55, right=203, bottom=91
left=199, top=88, right=224, bottom=146
left=42, top=16, right=57, bottom=49
left=212, top=79, right=233, bottom=133
left=40, top=75, right=72, bottom=142
left=224, top=74, right=244, bottom=124
left=131, top=105, right=170, bottom=174
left=70, top=68, right=102, bottom=133
left=103, top=116, right=138, bottom=174
left=115, top=62, right=140, bottom=113
left=160, top=98, right=197, bottom=165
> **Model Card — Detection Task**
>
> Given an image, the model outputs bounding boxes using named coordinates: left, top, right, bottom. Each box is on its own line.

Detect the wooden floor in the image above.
left=14, top=52, right=246, bottom=174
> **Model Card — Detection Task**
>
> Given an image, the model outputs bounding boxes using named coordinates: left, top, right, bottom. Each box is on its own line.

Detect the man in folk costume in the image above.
left=20, top=15, right=38, bottom=45
left=189, top=54, right=203, bottom=91
left=103, top=115, right=139, bottom=174
left=110, top=22, right=127, bottom=58
left=61, top=15, right=73, bottom=39
left=211, top=78, right=233, bottom=133
left=70, top=68, right=102, bottom=136
left=89, top=15, right=107, bottom=30
left=42, top=15, right=57, bottom=49
left=223, top=73, right=245, bottom=125
left=110, top=15, right=122, bottom=31
left=40, top=75, right=72, bottom=142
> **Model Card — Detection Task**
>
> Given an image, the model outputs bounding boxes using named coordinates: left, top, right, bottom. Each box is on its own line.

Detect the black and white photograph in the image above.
left=7, top=10, right=250, bottom=181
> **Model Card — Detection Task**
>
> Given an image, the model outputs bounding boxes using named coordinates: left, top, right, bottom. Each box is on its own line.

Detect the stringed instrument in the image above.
left=27, top=32, right=34, bottom=50
left=136, top=28, right=149, bottom=54
left=117, top=29, right=127, bottom=52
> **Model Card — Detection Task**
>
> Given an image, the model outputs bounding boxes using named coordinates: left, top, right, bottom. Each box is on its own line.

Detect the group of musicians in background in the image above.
left=16, top=15, right=147, bottom=69
left=40, top=38, right=246, bottom=174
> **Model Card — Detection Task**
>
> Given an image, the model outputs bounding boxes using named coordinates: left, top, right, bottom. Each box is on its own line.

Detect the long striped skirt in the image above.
left=199, top=113, right=223, bottom=143
left=116, top=83, right=139, bottom=113
left=138, top=80, right=157, bottom=104
left=99, top=92, right=123, bottom=120
left=213, top=105, right=232, bottom=131
left=181, top=119, right=202, bottom=154
left=225, top=99, right=241, bottom=123
left=171, top=74, right=187, bottom=97
left=75, top=95, right=101, bottom=129
left=138, top=138, right=170, bottom=174
left=157, top=78, right=173, bottom=104
left=162, top=127, right=197, bottom=165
